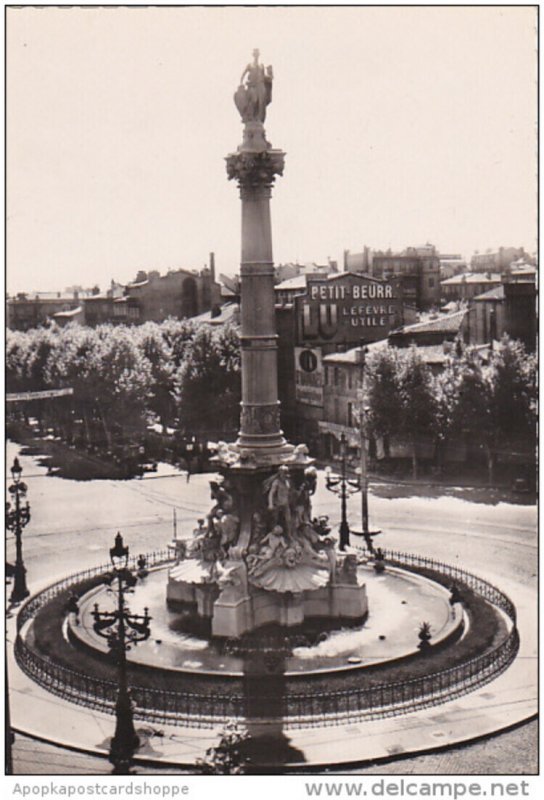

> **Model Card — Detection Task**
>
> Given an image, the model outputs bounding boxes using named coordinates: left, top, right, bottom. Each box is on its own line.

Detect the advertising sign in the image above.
left=294, top=347, right=323, bottom=406
left=296, top=273, right=402, bottom=345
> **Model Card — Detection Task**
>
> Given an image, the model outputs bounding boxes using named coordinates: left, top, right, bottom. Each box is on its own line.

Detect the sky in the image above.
left=6, top=5, right=537, bottom=294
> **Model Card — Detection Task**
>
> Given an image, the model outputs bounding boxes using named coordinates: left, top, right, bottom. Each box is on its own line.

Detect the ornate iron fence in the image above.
left=383, top=549, right=517, bottom=624
left=16, top=549, right=171, bottom=632
left=14, top=549, right=520, bottom=729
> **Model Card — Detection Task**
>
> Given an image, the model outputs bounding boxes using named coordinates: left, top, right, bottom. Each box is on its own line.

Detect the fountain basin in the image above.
left=68, top=563, right=462, bottom=677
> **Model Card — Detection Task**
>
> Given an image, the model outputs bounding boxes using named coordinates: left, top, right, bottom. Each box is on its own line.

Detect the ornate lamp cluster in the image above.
left=6, top=457, right=31, bottom=604
left=92, top=532, right=152, bottom=774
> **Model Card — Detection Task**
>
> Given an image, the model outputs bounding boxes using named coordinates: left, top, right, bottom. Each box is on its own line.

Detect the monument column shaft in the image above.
left=228, top=159, right=287, bottom=454
left=240, top=184, right=279, bottom=415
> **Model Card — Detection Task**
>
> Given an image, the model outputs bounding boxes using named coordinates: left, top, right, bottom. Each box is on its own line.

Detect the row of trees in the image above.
left=364, top=338, right=536, bottom=481
left=7, top=319, right=536, bottom=482
left=6, top=320, right=242, bottom=451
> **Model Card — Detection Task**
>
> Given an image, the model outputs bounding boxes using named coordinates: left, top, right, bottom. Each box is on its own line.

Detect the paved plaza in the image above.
left=6, top=440, right=538, bottom=775
left=12, top=720, right=538, bottom=776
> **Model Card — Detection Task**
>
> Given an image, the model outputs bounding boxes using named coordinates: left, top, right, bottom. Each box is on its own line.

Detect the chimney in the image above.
left=209, top=252, right=216, bottom=282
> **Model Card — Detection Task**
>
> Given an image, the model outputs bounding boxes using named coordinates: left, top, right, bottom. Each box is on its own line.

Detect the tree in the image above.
left=431, top=349, right=465, bottom=471
left=159, top=317, right=198, bottom=368
left=45, top=324, right=105, bottom=445
left=456, top=337, right=536, bottom=484
left=135, top=322, right=176, bottom=432
left=94, top=325, right=153, bottom=447
left=397, top=346, right=436, bottom=479
left=45, top=324, right=153, bottom=449
left=456, top=348, right=495, bottom=483
left=173, top=323, right=241, bottom=438
left=19, top=326, right=60, bottom=431
left=196, top=722, right=250, bottom=775
left=491, top=336, right=536, bottom=446
left=6, top=330, right=31, bottom=393
left=365, top=346, right=403, bottom=458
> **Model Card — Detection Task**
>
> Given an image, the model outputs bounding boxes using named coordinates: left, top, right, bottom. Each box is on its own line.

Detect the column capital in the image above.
left=226, top=149, right=285, bottom=192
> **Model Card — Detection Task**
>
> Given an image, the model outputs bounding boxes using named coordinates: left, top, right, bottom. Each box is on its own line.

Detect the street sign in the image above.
left=294, top=347, right=324, bottom=406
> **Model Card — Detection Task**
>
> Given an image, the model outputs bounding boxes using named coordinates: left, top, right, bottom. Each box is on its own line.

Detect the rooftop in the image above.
left=275, top=275, right=308, bottom=291
left=393, top=309, right=467, bottom=336
left=126, top=280, right=149, bottom=289
left=473, top=285, right=506, bottom=302
left=219, top=274, right=240, bottom=295
left=508, top=265, right=537, bottom=278
left=323, top=340, right=491, bottom=367
left=275, top=271, right=391, bottom=292
left=52, top=306, right=83, bottom=319
left=323, top=338, right=389, bottom=365
left=441, top=272, right=501, bottom=286
left=9, top=291, right=92, bottom=302
left=441, top=301, right=463, bottom=313
left=192, top=302, right=240, bottom=326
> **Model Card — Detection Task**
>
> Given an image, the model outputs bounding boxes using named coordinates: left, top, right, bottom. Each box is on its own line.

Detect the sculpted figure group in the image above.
left=246, top=465, right=337, bottom=583
left=186, top=464, right=357, bottom=591
left=189, top=479, right=240, bottom=569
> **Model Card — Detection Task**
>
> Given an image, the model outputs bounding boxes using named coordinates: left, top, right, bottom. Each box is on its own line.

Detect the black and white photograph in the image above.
left=4, top=3, right=537, bottom=784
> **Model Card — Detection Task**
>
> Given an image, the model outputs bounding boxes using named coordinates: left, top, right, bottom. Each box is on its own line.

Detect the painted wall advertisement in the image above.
left=296, top=274, right=402, bottom=345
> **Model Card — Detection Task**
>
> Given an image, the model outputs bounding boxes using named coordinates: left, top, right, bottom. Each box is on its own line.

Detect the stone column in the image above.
left=226, top=137, right=292, bottom=461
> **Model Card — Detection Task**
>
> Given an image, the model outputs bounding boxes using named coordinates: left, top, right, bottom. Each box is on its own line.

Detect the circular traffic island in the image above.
left=15, top=549, right=518, bottom=732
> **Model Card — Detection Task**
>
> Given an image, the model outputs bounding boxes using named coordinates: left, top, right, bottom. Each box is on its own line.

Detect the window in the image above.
left=428, top=277, right=435, bottom=288
left=347, top=402, right=353, bottom=428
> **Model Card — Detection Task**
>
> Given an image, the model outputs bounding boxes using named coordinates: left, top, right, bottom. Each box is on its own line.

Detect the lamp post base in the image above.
left=339, top=520, right=350, bottom=551
left=10, top=566, right=29, bottom=605
left=109, top=692, right=140, bottom=774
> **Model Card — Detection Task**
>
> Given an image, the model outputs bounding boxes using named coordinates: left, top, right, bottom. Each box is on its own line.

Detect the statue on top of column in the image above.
left=234, top=48, right=273, bottom=124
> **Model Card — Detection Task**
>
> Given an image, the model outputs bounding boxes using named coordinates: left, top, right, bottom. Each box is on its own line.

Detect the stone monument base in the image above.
left=166, top=571, right=368, bottom=639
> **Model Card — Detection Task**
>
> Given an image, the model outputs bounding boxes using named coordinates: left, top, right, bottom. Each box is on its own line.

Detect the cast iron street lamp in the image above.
left=92, top=532, right=152, bottom=774
left=6, top=457, right=31, bottom=604
left=354, top=345, right=381, bottom=553
left=325, top=433, right=361, bottom=551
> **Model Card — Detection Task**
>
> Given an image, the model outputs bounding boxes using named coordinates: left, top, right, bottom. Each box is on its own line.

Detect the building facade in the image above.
left=7, top=290, right=94, bottom=331
left=343, top=245, right=441, bottom=310
left=121, top=266, right=221, bottom=324
left=470, top=247, right=531, bottom=272
left=8, top=258, right=222, bottom=331
left=370, top=249, right=440, bottom=310
left=440, top=272, right=502, bottom=303
left=466, top=275, right=536, bottom=352
left=275, top=271, right=403, bottom=451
